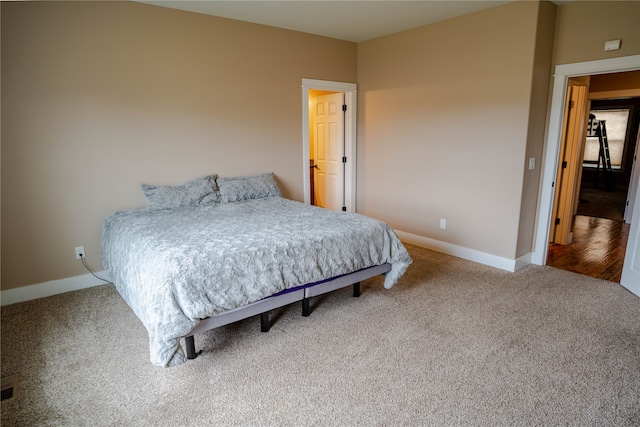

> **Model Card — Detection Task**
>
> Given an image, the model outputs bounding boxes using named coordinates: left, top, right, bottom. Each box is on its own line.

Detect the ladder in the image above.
left=586, top=113, right=614, bottom=191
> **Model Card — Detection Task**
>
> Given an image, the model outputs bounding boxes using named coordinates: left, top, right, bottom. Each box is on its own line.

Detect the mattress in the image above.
left=102, top=196, right=412, bottom=366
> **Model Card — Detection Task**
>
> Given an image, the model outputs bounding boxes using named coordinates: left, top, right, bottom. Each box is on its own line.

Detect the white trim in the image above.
left=0, top=271, right=111, bottom=306
left=2, top=232, right=535, bottom=305
left=532, top=55, right=640, bottom=266
left=302, top=78, right=356, bottom=92
left=302, top=78, right=357, bottom=212
left=395, top=230, right=530, bottom=273
left=514, top=252, right=533, bottom=272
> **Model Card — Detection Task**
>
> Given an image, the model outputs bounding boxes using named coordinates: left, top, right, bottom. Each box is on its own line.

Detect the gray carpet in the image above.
left=2, top=245, right=639, bottom=426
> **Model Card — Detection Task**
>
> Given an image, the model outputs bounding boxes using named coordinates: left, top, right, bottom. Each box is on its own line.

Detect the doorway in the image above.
left=309, top=91, right=345, bottom=210
left=301, top=79, right=357, bottom=212
left=547, top=93, right=639, bottom=282
left=534, top=55, right=640, bottom=296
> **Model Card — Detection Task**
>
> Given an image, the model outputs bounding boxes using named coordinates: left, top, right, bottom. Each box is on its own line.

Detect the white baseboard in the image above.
left=513, top=251, right=533, bottom=271
left=1, top=271, right=111, bottom=306
left=394, top=229, right=532, bottom=273
left=1, top=232, right=532, bottom=305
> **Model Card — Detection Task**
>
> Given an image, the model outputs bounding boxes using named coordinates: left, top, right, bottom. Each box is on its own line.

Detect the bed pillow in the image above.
left=217, top=173, right=281, bottom=203
left=141, top=174, right=219, bottom=210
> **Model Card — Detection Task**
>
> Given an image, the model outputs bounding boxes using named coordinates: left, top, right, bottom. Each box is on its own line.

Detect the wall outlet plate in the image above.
left=604, top=39, right=621, bottom=51
left=75, top=246, right=85, bottom=259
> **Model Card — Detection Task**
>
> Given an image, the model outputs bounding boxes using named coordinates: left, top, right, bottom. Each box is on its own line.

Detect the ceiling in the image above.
left=136, top=1, right=517, bottom=43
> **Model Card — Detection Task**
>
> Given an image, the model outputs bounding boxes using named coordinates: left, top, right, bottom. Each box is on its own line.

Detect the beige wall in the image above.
left=554, top=1, right=640, bottom=65
left=516, top=0, right=557, bottom=258
left=1, top=1, right=356, bottom=290
left=357, top=1, right=547, bottom=260
left=3, top=0, right=637, bottom=292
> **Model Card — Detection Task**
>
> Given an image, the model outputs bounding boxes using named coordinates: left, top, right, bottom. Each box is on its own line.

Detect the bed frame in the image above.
left=183, top=263, right=392, bottom=359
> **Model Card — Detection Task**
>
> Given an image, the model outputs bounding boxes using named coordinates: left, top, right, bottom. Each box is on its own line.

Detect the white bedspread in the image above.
left=102, top=197, right=411, bottom=367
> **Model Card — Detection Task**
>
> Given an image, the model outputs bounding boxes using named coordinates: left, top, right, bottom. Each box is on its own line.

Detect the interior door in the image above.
left=550, top=82, right=589, bottom=245
left=624, top=123, right=640, bottom=223
left=621, top=172, right=640, bottom=297
left=313, top=92, right=345, bottom=210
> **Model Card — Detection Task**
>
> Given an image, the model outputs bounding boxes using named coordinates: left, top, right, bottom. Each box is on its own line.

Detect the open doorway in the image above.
left=301, top=79, right=357, bottom=212
left=308, top=90, right=345, bottom=210
left=544, top=71, right=640, bottom=283
left=577, top=98, right=639, bottom=222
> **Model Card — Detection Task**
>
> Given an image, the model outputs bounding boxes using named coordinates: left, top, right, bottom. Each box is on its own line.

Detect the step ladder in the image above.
left=586, top=113, right=614, bottom=191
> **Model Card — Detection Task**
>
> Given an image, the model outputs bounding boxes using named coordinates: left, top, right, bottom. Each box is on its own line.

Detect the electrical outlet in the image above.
left=604, top=39, right=621, bottom=51
left=440, top=219, right=447, bottom=229
left=75, top=246, right=85, bottom=260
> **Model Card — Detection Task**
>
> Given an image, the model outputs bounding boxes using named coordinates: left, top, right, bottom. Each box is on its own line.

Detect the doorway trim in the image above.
left=532, top=55, right=640, bottom=265
left=302, top=78, right=357, bottom=211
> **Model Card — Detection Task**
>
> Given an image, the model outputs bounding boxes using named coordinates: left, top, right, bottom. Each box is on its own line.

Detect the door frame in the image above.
left=302, top=79, right=357, bottom=212
left=533, top=55, right=640, bottom=266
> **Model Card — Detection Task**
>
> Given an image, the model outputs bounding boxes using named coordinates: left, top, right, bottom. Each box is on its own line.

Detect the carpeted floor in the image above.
left=1, top=245, right=639, bottom=426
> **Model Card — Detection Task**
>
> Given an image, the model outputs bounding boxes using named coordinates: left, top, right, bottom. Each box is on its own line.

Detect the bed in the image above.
left=102, top=173, right=412, bottom=367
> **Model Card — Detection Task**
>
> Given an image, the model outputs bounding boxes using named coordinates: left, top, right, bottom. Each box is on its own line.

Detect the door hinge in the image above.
left=569, top=100, right=575, bottom=108
left=555, top=218, right=561, bottom=225
left=342, top=156, right=347, bottom=163
left=342, top=104, right=347, bottom=112
left=562, top=161, right=568, bottom=169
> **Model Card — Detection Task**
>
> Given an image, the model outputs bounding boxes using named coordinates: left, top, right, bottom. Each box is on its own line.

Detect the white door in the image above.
left=621, top=172, right=640, bottom=297
left=313, top=92, right=345, bottom=210
left=623, top=123, right=640, bottom=223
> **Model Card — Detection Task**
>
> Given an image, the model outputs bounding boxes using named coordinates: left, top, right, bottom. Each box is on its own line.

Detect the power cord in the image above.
left=80, top=255, right=112, bottom=285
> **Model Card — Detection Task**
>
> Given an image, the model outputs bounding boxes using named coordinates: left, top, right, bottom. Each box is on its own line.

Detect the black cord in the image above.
left=80, top=256, right=112, bottom=284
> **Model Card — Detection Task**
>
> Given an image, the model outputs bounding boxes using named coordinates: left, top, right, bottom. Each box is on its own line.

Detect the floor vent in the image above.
left=1, top=375, right=19, bottom=401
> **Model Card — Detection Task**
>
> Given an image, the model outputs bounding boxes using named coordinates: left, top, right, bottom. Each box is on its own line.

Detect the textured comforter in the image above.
left=102, top=197, right=412, bottom=367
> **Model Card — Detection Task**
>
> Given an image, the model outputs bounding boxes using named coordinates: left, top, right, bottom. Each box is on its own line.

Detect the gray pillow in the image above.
left=217, top=173, right=281, bottom=203
left=141, top=175, right=219, bottom=210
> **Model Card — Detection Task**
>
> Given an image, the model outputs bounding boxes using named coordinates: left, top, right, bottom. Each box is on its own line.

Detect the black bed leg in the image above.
left=353, top=282, right=361, bottom=297
left=260, top=312, right=270, bottom=332
left=185, top=335, right=197, bottom=360
left=302, top=297, right=310, bottom=317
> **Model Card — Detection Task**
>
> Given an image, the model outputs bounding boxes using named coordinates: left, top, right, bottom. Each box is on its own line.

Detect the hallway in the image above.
left=547, top=215, right=630, bottom=283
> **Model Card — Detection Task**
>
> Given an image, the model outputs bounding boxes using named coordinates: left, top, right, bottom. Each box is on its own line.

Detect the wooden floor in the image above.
left=547, top=215, right=630, bottom=283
